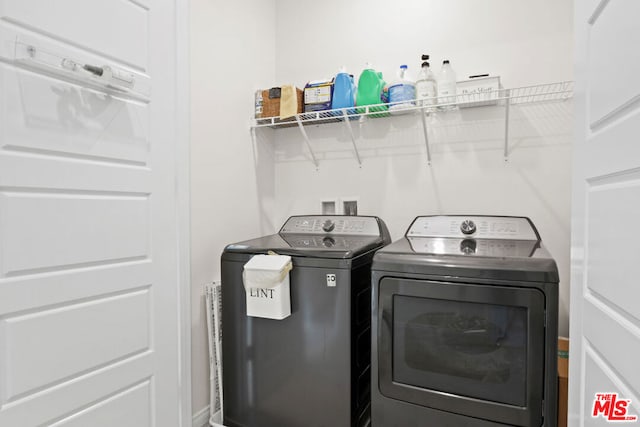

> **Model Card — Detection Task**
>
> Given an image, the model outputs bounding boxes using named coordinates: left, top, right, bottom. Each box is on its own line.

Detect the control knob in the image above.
left=322, top=220, right=335, bottom=233
left=323, top=237, right=336, bottom=248
left=460, top=239, right=477, bottom=255
left=460, top=220, right=476, bottom=235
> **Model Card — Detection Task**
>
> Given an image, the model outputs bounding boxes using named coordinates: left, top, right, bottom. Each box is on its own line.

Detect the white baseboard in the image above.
left=209, top=409, right=223, bottom=426
left=192, top=406, right=210, bottom=427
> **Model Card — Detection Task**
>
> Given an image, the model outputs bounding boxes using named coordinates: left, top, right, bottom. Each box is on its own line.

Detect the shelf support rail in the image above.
left=420, top=110, right=432, bottom=165
left=342, top=110, right=362, bottom=166
left=503, top=89, right=511, bottom=160
left=295, top=115, right=319, bottom=169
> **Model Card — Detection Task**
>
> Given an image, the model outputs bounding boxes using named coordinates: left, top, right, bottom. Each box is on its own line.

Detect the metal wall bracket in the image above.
left=342, top=110, right=362, bottom=167
left=504, top=88, right=511, bottom=161
left=420, top=111, right=432, bottom=166
left=295, top=115, right=319, bottom=170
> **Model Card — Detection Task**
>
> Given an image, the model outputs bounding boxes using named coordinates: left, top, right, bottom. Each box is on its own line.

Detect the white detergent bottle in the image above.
left=437, top=59, right=458, bottom=111
left=415, top=59, right=437, bottom=111
left=388, top=64, right=416, bottom=115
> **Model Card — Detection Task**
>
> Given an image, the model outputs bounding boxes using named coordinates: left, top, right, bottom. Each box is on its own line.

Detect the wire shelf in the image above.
left=250, top=81, right=573, bottom=168
left=252, top=81, right=573, bottom=129
left=509, top=81, right=573, bottom=104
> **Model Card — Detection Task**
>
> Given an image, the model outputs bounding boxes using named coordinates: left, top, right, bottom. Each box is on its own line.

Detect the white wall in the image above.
left=275, top=0, right=572, bottom=90
left=271, top=0, right=573, bottom=335
left=190, top=0, right=276, bottom=418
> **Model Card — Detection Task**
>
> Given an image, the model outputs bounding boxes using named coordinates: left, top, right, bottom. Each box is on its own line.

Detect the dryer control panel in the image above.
left=406, top=236, right=539, bottom=257
left=406, top=215, right=539, bottom=241
left=280, top=216, right=382, bottom=236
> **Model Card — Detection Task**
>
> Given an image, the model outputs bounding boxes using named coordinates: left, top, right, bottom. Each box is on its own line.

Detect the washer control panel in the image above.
left=282, top=235, right=377, bottom=250
left=280, top=216, right=381, bottom=236
left=407, top=215, right=539, bottom=241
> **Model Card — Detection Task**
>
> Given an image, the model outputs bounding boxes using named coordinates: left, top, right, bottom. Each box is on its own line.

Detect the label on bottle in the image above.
left=388, top=83, right=416, bottom=104
left=416, top=80, right=436, bottom=105
left=438, top=81, right=457, bottom=102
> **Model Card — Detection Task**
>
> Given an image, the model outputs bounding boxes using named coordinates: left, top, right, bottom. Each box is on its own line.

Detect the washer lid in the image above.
left=224, top=234, right=387, bottom=259
left=373, top=238, right=559, bottom=283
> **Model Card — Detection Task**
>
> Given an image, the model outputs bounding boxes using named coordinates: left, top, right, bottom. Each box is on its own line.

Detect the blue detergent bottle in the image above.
left=389, top=65, right=416, bottom=115
left=331, top=66, right=356, bottom=117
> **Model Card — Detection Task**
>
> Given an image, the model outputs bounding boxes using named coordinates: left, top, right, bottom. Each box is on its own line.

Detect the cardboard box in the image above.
left=558, top=337, right=569, bottom=427
left=304, top=79, right=334, bottom=113
left=257, top=87, right=303, bottom=119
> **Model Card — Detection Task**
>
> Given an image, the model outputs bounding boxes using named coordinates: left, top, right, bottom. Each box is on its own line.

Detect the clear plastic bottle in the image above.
left=415, top=61, right=437, bottom=110
left=437, top=59, right=458, bottom=111
left=388, top=65, right=416, bottom=114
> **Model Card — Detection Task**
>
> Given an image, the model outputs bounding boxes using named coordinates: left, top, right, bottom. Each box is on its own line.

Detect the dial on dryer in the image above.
left=460, top=220, right=476, bottom=235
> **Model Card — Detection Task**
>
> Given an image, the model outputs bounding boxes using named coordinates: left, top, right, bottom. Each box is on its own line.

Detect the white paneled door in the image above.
left=0, top=0, right=185, bottom=426
left=570, top=0, right=640, bottom=425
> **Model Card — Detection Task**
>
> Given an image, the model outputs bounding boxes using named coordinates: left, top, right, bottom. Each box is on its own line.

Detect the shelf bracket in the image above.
left=420, top=110, right=432, bottom=165
left=504, top=88, right=511, bottom=161
left=342, top=110, right=362, bottom=167
left=295, top=115, right=319, bottom=169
